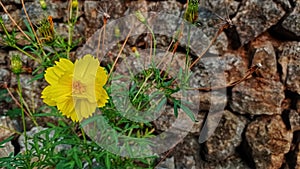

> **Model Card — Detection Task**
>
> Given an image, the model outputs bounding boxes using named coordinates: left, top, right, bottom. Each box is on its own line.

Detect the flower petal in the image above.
left=74, top=54, right=99, bottom=80
left=41, top=86, right=56, bottom=106
left=74, top=99, right=97, bottom=122
left=45, top=58, right=73, bottom=84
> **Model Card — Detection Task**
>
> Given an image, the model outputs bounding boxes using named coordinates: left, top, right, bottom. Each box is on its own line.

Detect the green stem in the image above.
left=145, top=24, right=156, bottom=57
left=1, top=20, right=40, bottom=63
left=186, top=25, right=191, bottom=72
left=67, top=2, right=79, bottom=59
left=14, top=45, right=40, bottom=63
left=80, top=127, right=87, bottom=144
left=17, top=74, right=28, bottom=153
left=67, top=22, right=74, bottom=59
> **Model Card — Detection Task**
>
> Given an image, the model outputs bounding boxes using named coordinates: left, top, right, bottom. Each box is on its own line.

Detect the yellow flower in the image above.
left=41, top=54, right=109, bottom=122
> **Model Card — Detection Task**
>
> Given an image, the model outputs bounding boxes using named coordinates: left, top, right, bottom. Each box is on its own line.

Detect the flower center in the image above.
left=72, top=80, right=86, bottom=94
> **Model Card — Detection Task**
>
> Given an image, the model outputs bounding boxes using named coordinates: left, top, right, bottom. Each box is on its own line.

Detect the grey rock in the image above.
left=199, top=154, right=251, bottom=169
left=195, top=7, right=230, bottom=54
left=190, top=112, right=206, bottom=134
left=0, top=9, right=21, bottom=32
left=191, top=53, right=246, bottom=112
left=289, top=109, right=300, bottom=131
left=174, top=135, right=199, bottom=169
left=245, top=115, right=292, bottom=169
left=18, top=126, right=71, bottom=153
left=0, top=116, right=17, bottom=141
left=126, top=0, right=183, bottom=17
left=1, top=0, right=34, bottom=5
left=84, top=0, right=126, bottom=37
left=230, top=78, right=285, bottom=115
left=282, top=2, right=300, bottom=37
left=201, top=110, right=247, bottom=162
left=153, top=104, right=177, bottom=132
left=0, top=141, right=14, bottom=158
left=278, top=41, right=300, bottom=95
left=0, top=68, right=10, bottom=83
left=176, top=155, right=196, bottom=169
left=10, top=74, right=41, bottom=113
left=199, top=0, right=240, bottom=17
left=156, top=156, right=175, bottom=169
left=23, top=1, right=68, bottom=22
left=232, top=0, right=285, bottom=44
left=0, top=116, right=17, bottom=157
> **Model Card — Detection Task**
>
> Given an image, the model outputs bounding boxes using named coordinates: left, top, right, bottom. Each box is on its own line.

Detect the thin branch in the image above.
left=21, top=0, right=41, bottom=46
left=0, top=1, right=31, bottom=41
left=108, top=27, right=134, bottom=78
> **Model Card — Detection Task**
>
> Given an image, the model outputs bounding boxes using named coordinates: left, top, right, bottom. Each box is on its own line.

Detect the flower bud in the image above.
left=72, top=0, right=78, bottom=9
left=11, top=55, right=22, bottom=74
left=114, top=26, right=120, bottom=38
left=135, top=11, right=146, bottom=24
left=0, top=16, right=3, bottom=24
left=39, top=0, right=47, bottom=10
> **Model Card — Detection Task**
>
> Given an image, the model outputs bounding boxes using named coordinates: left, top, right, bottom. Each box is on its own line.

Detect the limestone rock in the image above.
left=289, top=109, right=300, bottom=131
left=251, top=41, right=279, bottom=79
left=230, top=78, right=285, bottom=115
left=245, top=115, right=292, bottom=169
left=282, top=2, right=300, bottom=37
left=201, top=110, right=247, bottom=161
left=278, top=42, right=300, bottom=95
left=232, top=0, right=285, bottom=44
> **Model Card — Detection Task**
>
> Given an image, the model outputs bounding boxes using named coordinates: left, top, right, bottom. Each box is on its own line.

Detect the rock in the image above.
left=278, top=42, right=300, bottom=95
left=200, top=0, right=240, bottom=17
left=0, top=141, right=14, bottom=158
left=18, top=126, right=71, bottom=153
left=289, top=109, right=300, bottom=131
left=0, top=81, right=12, bottom=116
left=156, top=156, right=175, bottom=169
left=0, top=68, right=10, bottom=83
left=191, top=53, right=247, bottom=88
left=191, top=53, right=247, bottom=112
left=250, top=41, right=279, bottom=79
left=294, top=142, right=300, bottom=169
left=0, top=116, right=17, bottom=141
left=0, top=8, right=21, bottom=32
left=174, top=135, right=199, bottom=169
left=0, top=116, right=17, bottom=158
left=199, top=154, right=251, bottom=169
left=245, top=115, right=292, bottom=169
left=1, top=0, right=33, bottom=5
left=11, top=74, right=39, bottom=98
left=153, top=104, right=177, bottom=132
left=282, top=2, right=300, bottom=37
left=84, top=0, right=126, bottom=37
left=23, top=1, right=68, bottom=23
left=195, top=7, right=230, bottom=55
left=190, top=112, right=205, bottom=134
left=126, top=0, right=183, bottom=16
left=201, top=110, right=247, bottom=161
left=297, top=99, right=300, bottom=113
left=232, top=0, right=285, bottom=44
left=190, top=56, right=228, bottom=113
left=230, top=78, right=285, bottom=115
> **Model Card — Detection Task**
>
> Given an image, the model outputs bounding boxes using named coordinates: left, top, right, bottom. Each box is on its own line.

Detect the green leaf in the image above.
left=155, top=97, right=166, bottom=113
left=105, top=153, right=111, bottom=169
left=0, top=136, right=14, bottom=148
left=173, top=99, right=179, bottom=117
left=180, top=104, right=196, bottom=122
